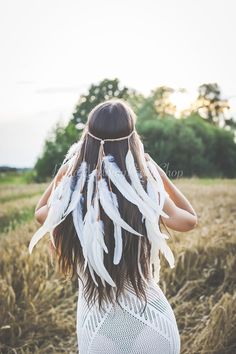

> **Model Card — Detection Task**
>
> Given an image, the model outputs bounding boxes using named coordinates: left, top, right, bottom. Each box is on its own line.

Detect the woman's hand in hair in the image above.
left=144, top=153, right=198, bottom=231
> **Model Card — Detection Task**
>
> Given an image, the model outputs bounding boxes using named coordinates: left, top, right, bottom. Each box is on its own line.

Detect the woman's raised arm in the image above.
left=34, top=163, right=69, bottom=225
left=145, top=153, right=198, bottom=232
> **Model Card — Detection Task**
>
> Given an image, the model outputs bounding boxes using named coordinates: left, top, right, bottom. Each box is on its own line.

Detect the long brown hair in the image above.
left=53, top=98, right=165, bottom=312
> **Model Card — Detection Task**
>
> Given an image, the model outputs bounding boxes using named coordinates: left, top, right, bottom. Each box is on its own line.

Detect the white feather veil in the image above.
left=28, top=129, right=175, bottom=286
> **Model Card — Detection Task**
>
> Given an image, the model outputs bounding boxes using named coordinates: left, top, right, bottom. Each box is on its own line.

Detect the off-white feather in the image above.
left=113, top=223, right=122, bottom=265
left=81, top=200, right=104, bottom=284
left=72, top=194, right=85, bottom=248
left=29, top=136, right=176, bottom=288
left=125, top=149, right=163, bottom=214
left=28, top=175, right=73, bottom=253
left=146, top=178, right=169, bottom=219
left=92, top=232, right=116, bottom=287
left=110, top=192, right=123, bottom=265
left=152, top=249, right=161, bottom=283
left=83, top=200, right=115, bottom=287
left=94, top=192, right=108, bottom=254
left=147, top=179, right=169, bottom=239
left=79, top=165, right=94, bottom=272
left=138, top=140, right=169, bottom=218
left=64, top=161, right=87, bottom=216
left=78, top=205, right=100, bottom=286
left=81, top=207, right=93, bottom=273
left=103, top=155, right=158, bottom=223
left=98, top=177, right=143, bottom=237
left=28, top=224, right=49, bottom=254
left=62, top=140, right=83, bottom=165
left=145, top=218, right=175, bottom=268
left=146, top=159, right=166, bottom=211
left=92, top=191, right=116, bottom=286
left=87, top=168, right=97, bottom=210
left=87, top=261, right=99, bottom=287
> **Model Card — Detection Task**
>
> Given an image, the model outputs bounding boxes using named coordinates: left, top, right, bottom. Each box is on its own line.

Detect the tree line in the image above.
left=34, top=78, right=236, bottom=181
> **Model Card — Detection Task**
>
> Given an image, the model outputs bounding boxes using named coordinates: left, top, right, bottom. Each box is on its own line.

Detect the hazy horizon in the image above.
left=1, top=0, right=236, bottom=168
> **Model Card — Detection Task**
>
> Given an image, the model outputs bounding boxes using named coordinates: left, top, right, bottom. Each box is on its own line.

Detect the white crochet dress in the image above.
left=76, top=276, right=181, bottom=354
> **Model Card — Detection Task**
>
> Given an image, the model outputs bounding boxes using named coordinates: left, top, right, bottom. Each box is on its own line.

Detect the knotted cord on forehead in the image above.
left=87, top=129, right=135, bottom=143
left=87, top=128, right=135, bottom=188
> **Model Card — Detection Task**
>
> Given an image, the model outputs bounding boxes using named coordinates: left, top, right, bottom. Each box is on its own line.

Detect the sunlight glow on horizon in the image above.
left=0, top=0, right=236, bottom=167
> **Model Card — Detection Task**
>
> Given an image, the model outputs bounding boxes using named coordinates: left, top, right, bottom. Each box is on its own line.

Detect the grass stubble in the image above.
left=0, top=179, right=235, bottom=353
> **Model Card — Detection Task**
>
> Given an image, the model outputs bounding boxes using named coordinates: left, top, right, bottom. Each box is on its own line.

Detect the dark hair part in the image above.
left=53, top=98, right=167, bottom=313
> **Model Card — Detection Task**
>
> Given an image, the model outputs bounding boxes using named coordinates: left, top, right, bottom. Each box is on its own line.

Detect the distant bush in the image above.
left=136, top=114, right=236, bottom=178
left=0, top=170, right=35, bottom=185
left=34, top=121, right=80, bottom=182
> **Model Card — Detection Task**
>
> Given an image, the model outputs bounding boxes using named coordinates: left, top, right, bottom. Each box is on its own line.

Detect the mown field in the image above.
left=0, top=178, right=235, bottom=354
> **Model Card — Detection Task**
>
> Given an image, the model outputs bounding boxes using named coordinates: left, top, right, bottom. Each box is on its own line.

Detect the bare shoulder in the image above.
left=54, top=162, right=70, bottom=184
left=58, top=162, right=70, bottom=175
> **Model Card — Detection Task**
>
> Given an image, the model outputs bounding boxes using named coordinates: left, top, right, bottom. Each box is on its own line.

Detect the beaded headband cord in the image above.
left=85, top=129, right=136, bottom=181
left=28, top=126, right=175, bottom=287
left=87, top=129, right=135, bottom=142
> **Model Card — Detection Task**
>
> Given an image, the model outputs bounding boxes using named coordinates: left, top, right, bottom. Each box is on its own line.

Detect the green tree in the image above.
left=137, top=117, right=205, bottom=177
left=137, top=114, right=236, bottom=178
left=34, top=80, right=236, bottom=181
left=34, top=120, right=79, bottom=181
left=136, top=86, right=176, bottom=122
left=34, top=78, right=131, bottom=180
left=72, top=78, right=130, bottom=125
left=192, top=83, right=235, bottom=130
left=153, top=86, right=176, bottom=117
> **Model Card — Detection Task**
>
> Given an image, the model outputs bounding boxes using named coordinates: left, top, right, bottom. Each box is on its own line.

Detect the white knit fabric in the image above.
left=76, top=277, right=181, bottom=353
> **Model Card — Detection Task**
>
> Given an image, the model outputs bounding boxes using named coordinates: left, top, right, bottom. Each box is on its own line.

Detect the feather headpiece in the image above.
left=28, top=127, right=175, bottom=286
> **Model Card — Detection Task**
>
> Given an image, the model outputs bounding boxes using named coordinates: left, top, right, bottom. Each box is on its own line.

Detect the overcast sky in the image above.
left=0, top=0, right=236, bottom=167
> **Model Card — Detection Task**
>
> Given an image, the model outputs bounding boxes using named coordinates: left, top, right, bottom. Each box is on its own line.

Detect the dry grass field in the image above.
left=0, top=178, right=235, bottom=353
